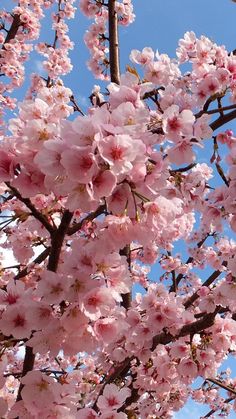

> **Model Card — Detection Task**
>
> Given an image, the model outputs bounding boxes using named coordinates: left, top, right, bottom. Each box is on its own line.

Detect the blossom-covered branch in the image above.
left=1, top=2, right=236, bottom=418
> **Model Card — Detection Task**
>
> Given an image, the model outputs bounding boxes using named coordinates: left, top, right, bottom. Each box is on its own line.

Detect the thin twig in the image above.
left=202, top=397, right=234, bottom=418
left=184, top=261, right=227, bottom=309
left=196, top=104, right=236, bottom=118
left=5, top=183, right=55, bottom=235
left=67, top=204, right=106, bottom=236
left=206, top=378, right=236, bottom=395
left=70, top=95, right=85, bottom=116
left=169, top=235, right=209, bottom=293
left=169, top=163, right=197, bottom=174
left=215, top=162, right=229, bottom=187
left=14, top=247, right=51, bottom=280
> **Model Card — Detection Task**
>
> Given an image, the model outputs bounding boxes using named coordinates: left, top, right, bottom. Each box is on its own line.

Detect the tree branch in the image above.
left=201, top=104, right=236, bottom=116
left=215, top=162, right=229, bottom=187
left=5, top=183, right=55, bottom=236
left=92, top=357, right=133, bottom=411
left=2, top=14, right=21, bottom=46
left=47, top=210, right=73, bottom=272
left=151, top=309, right=218, bottom=351
left=14, top=247, right=51, bottom=280
left=108, top=0, right=120, bottom=84
left=120, top=244, right=132, bottom=309
left=16, top=346, right=35, bottom=402
left=169, top=163, right=197, bottom=174
left=67, top=204, right=106, bottom=236
left=16, top=210, right=73, bottom=401
left=210, top=109, right=236, bottom=131
left=118, top=385, right=139, bottom=413
left=184, top=261, right=227, bottom=309
left=206, top=378, right=236, bottom=395
left=70, top=95, right=85, bottom=116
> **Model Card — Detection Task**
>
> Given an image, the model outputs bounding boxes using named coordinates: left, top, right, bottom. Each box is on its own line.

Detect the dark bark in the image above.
left=120, top=244, right=132, bottom=309
left=67, top=204, right=106, bottom=236
left=3, top=14, right=21, bottom=46
left=16, top=347, right=35, bottom=402
left=47, top=210, right=73, bottom=272
left=210, top=109, right=236, bottom=131
left=16, top=210, right=73, bottom=402
left=108, top=0, right=120, bottom=84
left=14, top=247, right=51, bottom=280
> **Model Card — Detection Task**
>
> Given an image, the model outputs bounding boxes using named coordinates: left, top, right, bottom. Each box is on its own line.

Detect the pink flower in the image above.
left=0, top=398, right=8, bottom=418
left=106, top=184, right=130, bottom=215
left=98, top=134, right=146, bottom=175
left=0, top=149, right=15, bottom=181
left=100, top=413, right=128, bottom=419
left=12, top=166, right=46, bottom=198
left=230, top=214, right=236, bottom=232
left=194, top=114, right=213, bottom=139
left=103, top=215, right=134, bottom=249
left=18, top=98, right=49, bottom=121
left=36, top=271, right=71, bottom=304
left=110, top=101, right=149, bottom=132
left=97, top=384, right=131, bottom=412
left=8, top=400, right=32, bottom=419
left=176, top=31, right=197, bottom=63
left=66, top=182, right=98, bottom=212
left=177, top=358, right=198, bottom=378
left=91, top=170, right=117, bottom=200
left=219, top=277, right=236, bottom=300
left=170, top=342, right=189, bottom=359
left=168, top=139, right=195, bottom=165
left=77, top=408, right=98, bottom=419
left=82, top=287, right=116, bottom=320
left=21, top=371, right=60, bottom=413
left=198, top=294, right=216, bottom=313
left=24, top=120, right=59, bottom=146
left=130, top=47, right=154, bottom=65
left=0, top=279, right=27, bottom=306
left=162, top=105, right=195, bottom=141
left=34, top=139, right=67, bottom=176
left=28, top=302, right=53, bottom=329
left=61, top=145, right=97, bottom=183
left=144, top=61, right=167, bottom=85
left=94, top=318, right=119, bottom=344
left=61, top=305, right=88, bottom=333
left=0, top=304, right=32, bottom=339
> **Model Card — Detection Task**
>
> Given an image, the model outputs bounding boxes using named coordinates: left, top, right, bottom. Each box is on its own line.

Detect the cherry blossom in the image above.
left=97, top=384, right=131, bottom=412
left=1, top=1, right=236, bottom=418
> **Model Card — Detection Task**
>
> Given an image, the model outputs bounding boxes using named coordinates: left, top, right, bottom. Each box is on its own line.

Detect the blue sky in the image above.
left=2, top=0, right=236, bottom=417
left=3, top=0, right=236, bottom=108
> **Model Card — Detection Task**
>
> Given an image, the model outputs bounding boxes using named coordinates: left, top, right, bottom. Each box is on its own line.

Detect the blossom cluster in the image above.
left=81, top=0, right=135, bottom=79
left=0, top=0, right=75, bottom=130
left=0, top=1, right=236, bottom=417
left=35, top=0, right=76, bottom=79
